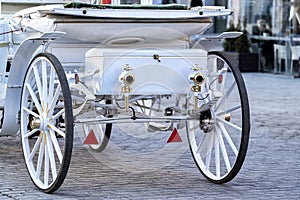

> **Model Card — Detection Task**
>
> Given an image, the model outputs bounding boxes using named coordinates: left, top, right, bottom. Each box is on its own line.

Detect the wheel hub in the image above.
left=199, top=109, right=214, bottom=133
left=30, top=117, right=41, bottom=130
left=30, top=114, right=49, bottom=131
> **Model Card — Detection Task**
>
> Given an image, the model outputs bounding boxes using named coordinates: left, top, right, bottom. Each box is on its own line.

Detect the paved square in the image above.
left=0, top=73, right=299, bottom=199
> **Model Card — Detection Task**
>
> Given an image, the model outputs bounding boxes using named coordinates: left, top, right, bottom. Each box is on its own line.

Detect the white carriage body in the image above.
left=0, top=3, right=236, bottom=135
left=84, top=48, right=207, bottom=95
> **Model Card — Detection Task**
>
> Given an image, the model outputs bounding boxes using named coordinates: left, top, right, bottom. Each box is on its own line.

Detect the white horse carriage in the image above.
left=0, top=1, right=250, bottom=193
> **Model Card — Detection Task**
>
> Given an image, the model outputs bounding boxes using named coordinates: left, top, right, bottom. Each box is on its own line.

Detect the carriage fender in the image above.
left=0, top=32, right=65, bottom=136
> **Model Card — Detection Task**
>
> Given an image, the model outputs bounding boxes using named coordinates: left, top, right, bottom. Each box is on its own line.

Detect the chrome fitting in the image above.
left=192, top=85, right=201, bottom=93
left=122, top=85, right=131, bottom=93
left=191, top=86, right=201, bottom=112
left=119, top=64, right=135, bottom=86
left=122, top=64, right=133, bottom=71
left=120, top=73, right=135, bottom=86
left=191, top=64, right=202, bottom=71
left=119, top=65, right=135, bottom=112
left=190, top=72, right=205, bottom=85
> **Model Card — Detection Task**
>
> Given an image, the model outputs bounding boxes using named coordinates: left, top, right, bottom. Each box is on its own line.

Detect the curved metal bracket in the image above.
left=193, top=31, right=243, bottom=51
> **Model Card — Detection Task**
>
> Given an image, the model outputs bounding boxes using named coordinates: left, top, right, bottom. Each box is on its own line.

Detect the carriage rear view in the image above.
left=0, top=1, right=250, bottom=193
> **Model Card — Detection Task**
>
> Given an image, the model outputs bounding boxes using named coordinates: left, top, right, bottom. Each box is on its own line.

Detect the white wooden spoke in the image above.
left=150, top=99, right=156, bottom=116
left=214, top=95, right=225, bottom=112
left=216, top=117, right=242, bottom=132
left=218, top=122, right=238, bottom=156
left=46, top=131, right=57, bottom=180
left=225, top=81, right=236, bottom=99
left=22, top=107, right=40, bottom=118
left=216, top=126, right=231, bottom=172
left=205, top=150, right=212, bottom=171
left=48, top=85, right=61, bottom=115
left=48, top=122, right=66, bottom=138
left=196, top=134, right=212, bottom=157
left=42, top=59, right=48, bottom=109
left=33, top=65, right=43, bottom=107
left=187, top=121, right=196, bottom=145
left=216, top=105, right=241, bottom=116
left=44, top=139, right=49, bottom=187
left=215, top=81, right=236, bottom=111
left=48, top=67, right=55, bottom=105
left=217, top=70, right=227, bottom=94
left=189, top=124, right=198, bottom=132
left=24, top=129, right=39, bottom=139
left=205, top=132, right=216, bottom=171
left=206, top=132, right=218, bottom=171
left=196, top=135, right=206, bottom=154
left=49, top=129, right=63, bottom=163
left=28, top=135, right=42, bottom=161
left=215, top=140, right=220, bottom=178
left=25, top=83, right=43, bottom=114
left=36, top=135, right=45, bottom=178
left=98, top=127, right=104, bottom=141
left=52, top=108, right=65, bottom=121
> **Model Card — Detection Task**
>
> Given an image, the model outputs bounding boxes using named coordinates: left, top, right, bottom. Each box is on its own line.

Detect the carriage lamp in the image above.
left=189, top=71, right=205, bottom=112
left=119, top=64, right=135, bottom=112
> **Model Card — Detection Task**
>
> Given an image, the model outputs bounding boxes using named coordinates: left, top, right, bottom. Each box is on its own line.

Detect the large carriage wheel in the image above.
left=82, top=100, right=112, bottom=152
left=20, top=53, right=73, bottom=193
left=187, top=52, right=250, bottom=183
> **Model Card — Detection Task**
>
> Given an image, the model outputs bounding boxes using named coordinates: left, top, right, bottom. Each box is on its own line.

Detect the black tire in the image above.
left=20, top=53, right=73, bottom=193
left=187, top=51, right=250, bottom=183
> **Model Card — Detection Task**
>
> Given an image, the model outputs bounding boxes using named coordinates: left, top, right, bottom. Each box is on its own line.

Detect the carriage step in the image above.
left=147, top=122, right=172, bottom=132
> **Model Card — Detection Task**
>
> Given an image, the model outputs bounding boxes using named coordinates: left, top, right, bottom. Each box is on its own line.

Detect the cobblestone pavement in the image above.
left=0, top=73, right=299, bottom=199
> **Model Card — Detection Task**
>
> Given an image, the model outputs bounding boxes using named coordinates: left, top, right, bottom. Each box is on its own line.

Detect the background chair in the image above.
left=290, top=46, right=300, bottom=77
left=273, top=44, right=286, bottom=74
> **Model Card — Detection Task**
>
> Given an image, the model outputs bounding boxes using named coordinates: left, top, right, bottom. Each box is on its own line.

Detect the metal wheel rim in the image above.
left=20, top=54, right=71, bottom=190
left=187, top=53, right=249, bottom=182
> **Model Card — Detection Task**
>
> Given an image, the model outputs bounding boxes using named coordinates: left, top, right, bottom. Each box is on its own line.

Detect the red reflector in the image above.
left=83, top=129, right=99, bottom=145
left=218, top=74, right=223, bottom=83
left=75, top=74, right=79, bottom=84
left=167, top=128, right=182, bottom=143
